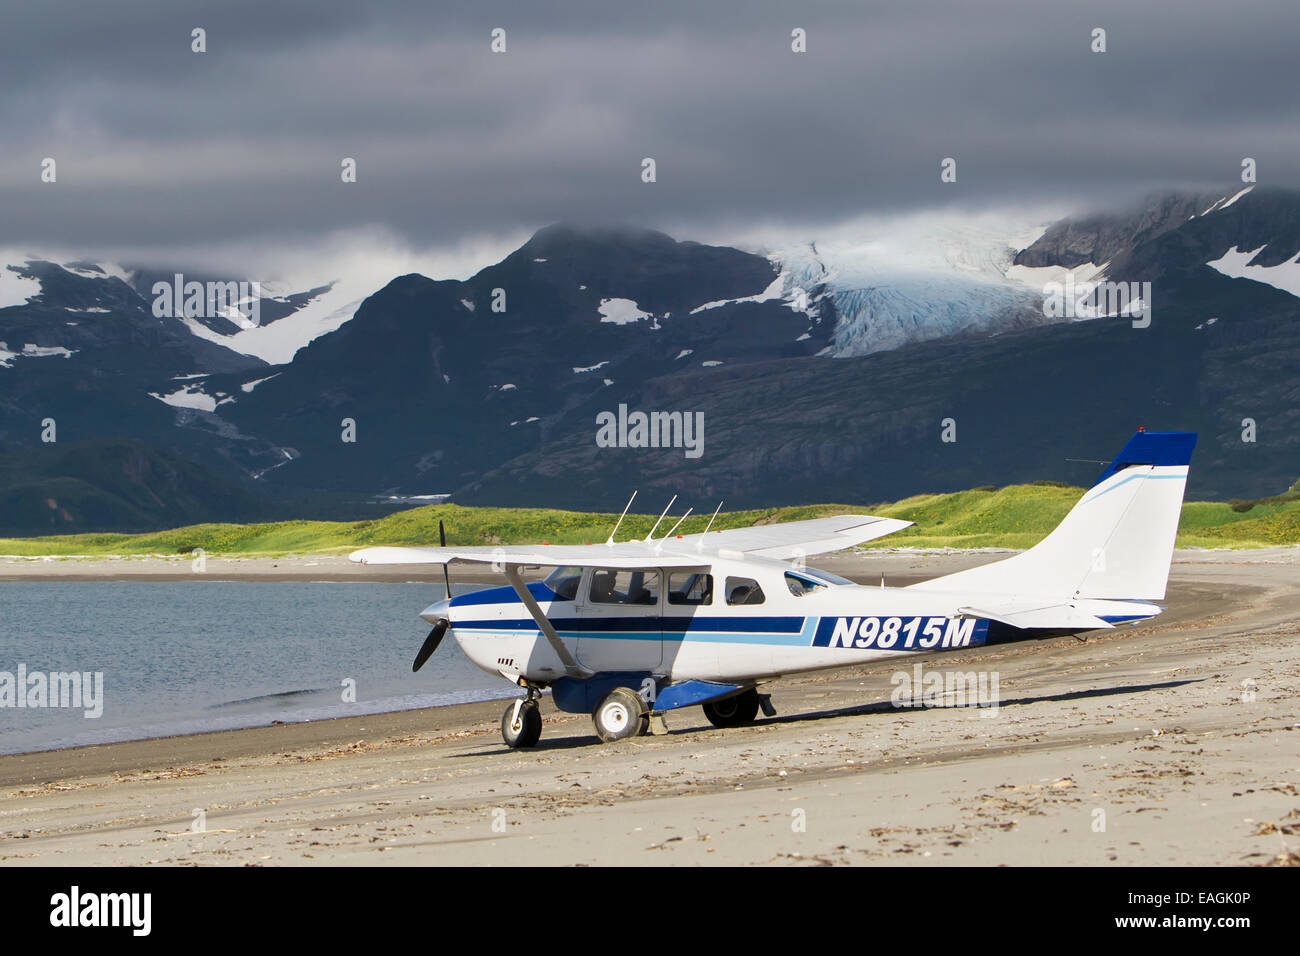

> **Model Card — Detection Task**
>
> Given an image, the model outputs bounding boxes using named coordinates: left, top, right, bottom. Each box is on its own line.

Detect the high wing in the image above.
left=678, top=515, right=913, bottom=561
left=349, top=514, right=912, bottom=568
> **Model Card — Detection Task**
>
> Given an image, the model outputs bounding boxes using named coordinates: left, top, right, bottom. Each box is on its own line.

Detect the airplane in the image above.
left=351, top=429, right=1196, bottom=748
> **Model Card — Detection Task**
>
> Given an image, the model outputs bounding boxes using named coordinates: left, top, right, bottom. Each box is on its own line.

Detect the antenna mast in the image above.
left=606, top=490, right=637, bottom=545
left=644, top=495, right=678, bottom=541
left=697, top=501, right=724, bottom=551
left=655, top=507, right=694, bottom=551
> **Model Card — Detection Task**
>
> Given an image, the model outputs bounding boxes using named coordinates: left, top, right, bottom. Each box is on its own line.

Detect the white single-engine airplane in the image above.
left=352, top=430, right=1196, bottom=748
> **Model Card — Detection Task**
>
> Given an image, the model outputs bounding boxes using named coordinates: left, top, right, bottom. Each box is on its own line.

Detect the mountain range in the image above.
left=1, top=186, right=1297, bottom=532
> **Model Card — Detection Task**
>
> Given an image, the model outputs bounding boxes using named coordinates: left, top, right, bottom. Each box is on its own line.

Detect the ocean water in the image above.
left=0, top=581, right=513, bottom=755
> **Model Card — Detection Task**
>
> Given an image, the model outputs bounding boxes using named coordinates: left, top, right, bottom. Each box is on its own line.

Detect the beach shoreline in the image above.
left=2, top=548, right=1297, bottom=865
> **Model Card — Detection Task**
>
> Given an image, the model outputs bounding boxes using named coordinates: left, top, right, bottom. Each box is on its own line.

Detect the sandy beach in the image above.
left=1, top=547, right=1297, bottom=866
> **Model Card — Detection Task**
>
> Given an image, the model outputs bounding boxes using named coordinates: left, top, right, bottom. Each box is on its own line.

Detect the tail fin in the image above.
left=913, top=431, right=1196, bottom=601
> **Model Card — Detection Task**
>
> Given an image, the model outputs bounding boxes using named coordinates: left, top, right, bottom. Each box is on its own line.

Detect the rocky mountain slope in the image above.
left=1, top=189, right=1297, bottom=530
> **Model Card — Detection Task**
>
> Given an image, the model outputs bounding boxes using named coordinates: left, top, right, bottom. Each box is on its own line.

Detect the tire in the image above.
left=592, top=687, right=649, bottom=743
left=702, top=688, right=761, bottom=728
left=501, top=699, right=542, bottom=748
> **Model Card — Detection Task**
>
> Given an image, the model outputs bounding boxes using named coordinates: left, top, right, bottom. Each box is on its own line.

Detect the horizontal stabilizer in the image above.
left=958, top=602, right=1114, bottom=630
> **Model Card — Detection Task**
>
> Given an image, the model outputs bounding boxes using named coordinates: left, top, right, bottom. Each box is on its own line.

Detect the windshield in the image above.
left=785, top=572, right=827, bottom=597
left=799, top=567, right=855, bottom=586
left=543, top=566, right=583, bottom=601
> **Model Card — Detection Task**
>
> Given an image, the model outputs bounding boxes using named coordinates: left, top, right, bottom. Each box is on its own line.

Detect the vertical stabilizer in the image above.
left=911, top=431, right=1196, bottom=600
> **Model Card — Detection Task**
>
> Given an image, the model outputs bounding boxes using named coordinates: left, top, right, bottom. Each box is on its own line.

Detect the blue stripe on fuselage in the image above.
left=453, top=615, right=810, bottom=645
left=453, top=613, right=994, bottom=650
left=454, top=614, right=804, bottom=632
left=450, top=582, right=558, bottom=607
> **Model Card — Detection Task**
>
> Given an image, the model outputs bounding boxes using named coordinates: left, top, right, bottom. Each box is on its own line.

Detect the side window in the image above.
left=785, top=572, right=826, bottom=597
left=667, top=572, right=713, bottom=606
left=589, top=569, right=661, bottom=606
left=725, top=576, right=765, bottom=606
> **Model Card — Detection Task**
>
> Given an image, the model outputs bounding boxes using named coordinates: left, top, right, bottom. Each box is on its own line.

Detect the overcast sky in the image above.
left=2, top=0, right=1297, bottom=278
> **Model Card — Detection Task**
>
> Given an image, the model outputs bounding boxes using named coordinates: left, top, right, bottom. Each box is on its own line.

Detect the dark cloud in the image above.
left=1, top=0, right=1296, bottom=262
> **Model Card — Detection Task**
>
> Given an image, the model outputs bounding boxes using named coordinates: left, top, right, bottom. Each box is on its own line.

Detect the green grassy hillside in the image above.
left=1, top=481, right=1298, bottom=557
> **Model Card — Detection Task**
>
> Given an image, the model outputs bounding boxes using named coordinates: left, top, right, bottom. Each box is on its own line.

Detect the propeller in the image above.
left=412, top=519, right=454, bottom=673
left=413, top=618, right=448, bottom=672
left=439, top=519, right=452, bottom=600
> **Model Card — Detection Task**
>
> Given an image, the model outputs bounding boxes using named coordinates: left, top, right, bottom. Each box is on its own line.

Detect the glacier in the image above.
left=754, top=212, right=1055, bottom=357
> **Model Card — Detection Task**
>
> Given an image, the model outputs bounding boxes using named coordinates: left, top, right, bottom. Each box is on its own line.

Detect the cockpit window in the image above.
left=668, top=571, right=713, bottom=606
left=543, top=566, right=582, bottom=601
left=785, top=572, right=827, bottom=597
left=725, top=577, right=765, bottom=606
left=588, top=569, right=661, bottom=606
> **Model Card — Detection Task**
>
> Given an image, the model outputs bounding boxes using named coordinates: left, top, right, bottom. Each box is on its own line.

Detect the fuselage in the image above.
left=422, top=557, right=1161, bottom=688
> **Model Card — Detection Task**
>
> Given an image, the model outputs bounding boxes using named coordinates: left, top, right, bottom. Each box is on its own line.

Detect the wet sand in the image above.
left=1, top=548, right=1297, bottom=866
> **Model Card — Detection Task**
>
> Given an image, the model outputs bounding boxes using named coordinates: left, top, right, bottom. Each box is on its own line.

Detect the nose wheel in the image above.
left=501, top=693, right=543, bottom=748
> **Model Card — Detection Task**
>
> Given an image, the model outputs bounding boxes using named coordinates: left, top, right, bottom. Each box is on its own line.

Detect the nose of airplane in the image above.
left=420, top=598, right=451, bottom=625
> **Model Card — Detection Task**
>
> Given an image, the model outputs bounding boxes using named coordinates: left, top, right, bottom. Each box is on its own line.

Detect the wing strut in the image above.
left=503, top=564, right=592, bottom=678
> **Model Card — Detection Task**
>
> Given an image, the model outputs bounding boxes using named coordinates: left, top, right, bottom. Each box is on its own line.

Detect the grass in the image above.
left=875, top=484, right=1300, bottom=549
left=1, top=482, right=1298, bottom=557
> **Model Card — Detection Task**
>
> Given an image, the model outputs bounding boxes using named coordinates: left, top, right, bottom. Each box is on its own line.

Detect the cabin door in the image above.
left=575, top=568, right=664, bottom=673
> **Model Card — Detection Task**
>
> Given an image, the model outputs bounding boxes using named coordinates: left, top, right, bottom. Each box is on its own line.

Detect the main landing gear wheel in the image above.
left=501, top=697, right=542, bottom=748
left=702, top=688, right=761, bottom=728
left=592, top=687, right=649, bottom=743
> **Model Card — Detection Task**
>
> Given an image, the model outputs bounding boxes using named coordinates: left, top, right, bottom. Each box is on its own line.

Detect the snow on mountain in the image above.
left=60, top=260, right=135, bottom=283
left=1196, top=186, right=1253, bottom=217
left=690, top=271, right=784, bottom=313
left=240, top=373, right=281, bottom=393
left=174, top=280, right=361, bottom=365
left=1, top=253, right=140, bottom=310
left=0, top=340, right=79, bottom=368
left=597, top=297, right=651, bottom=325
left=1207, top=245, right=1300, bottom=298
left=1, top=341, right=72, bottom=366
left=3, top=233, right=506, bottom=370
left=1015, top=187, right=1300, bottom=309
left=0, top=262, right=43, bottom=309
left=754, top=211, right=1054, bottom=357
left=155, top=230, right=530, bottom=365
left=1005, top=261, right=1110, bottom=288
left=148, top=383, right=223, bottom=411
left=4, top=254, right=352, bottom=368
